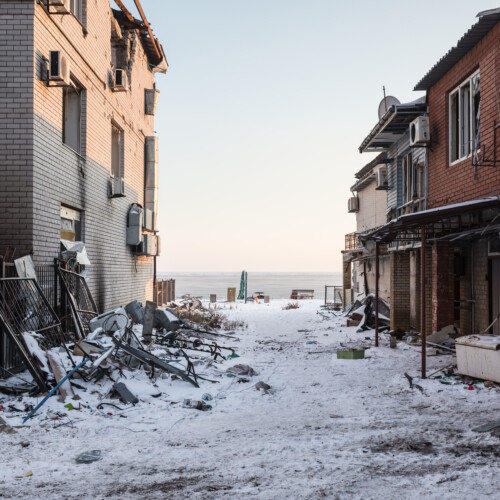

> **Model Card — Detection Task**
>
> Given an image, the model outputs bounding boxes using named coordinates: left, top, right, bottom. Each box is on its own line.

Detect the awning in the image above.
left=359, top=197, right=500, bottom=243
left=359, top=99, right=427, bottom=153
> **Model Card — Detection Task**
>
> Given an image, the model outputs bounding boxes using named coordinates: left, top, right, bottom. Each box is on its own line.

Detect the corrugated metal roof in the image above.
left=414, top=10, right=500, bottom=91
left=358, top=99, right=427, bottom=153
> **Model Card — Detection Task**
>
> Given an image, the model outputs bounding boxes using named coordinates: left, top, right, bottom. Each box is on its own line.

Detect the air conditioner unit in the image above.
left=113, top=69, right=128, bottom=91
left=348, top=197, right=359, bottom=213
left=141, top=234, right=156, bottom=256
left=127, top=204, right=143, bottom=246
left=156, top=235, right=161, bottom=257
left=410, top=115, right=430, bottom=146
left=49, top=51, right=70, bottom=86
left=48, top=0, right=71, bottom=14
left=143, top=208, right=154, bottom=231
left=376, top=167, right=388, bottom=190
left=108, top=176, right=125, bottom=198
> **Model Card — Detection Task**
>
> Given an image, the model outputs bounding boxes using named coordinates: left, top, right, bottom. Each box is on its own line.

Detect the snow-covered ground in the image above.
left=1, top=300, right=499, bottom=499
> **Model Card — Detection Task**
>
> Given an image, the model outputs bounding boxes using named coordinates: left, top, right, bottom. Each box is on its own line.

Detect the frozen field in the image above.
left=1, top=300, right=499, bottom=499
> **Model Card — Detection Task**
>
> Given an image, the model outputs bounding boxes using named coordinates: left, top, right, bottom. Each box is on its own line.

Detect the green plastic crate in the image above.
left=337, top=348, right=365, bottom=360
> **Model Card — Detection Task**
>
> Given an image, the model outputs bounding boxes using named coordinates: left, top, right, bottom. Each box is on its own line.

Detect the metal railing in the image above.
left=345, top=232, right=361, bottom=250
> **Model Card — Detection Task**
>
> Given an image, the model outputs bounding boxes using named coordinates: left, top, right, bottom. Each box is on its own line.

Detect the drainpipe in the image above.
left=420, top=224, right=426, bottom=378
left=375, top=242, right=380, bottom=347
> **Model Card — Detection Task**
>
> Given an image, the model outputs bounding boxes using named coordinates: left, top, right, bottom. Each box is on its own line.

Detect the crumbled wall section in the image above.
left=0, top=0, right=34, bottom=257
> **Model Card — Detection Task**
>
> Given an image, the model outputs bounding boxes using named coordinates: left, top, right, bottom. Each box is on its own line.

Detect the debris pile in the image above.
left=0, top=272, right=245, bottom=424
left=344, top=293, right=390, bottom=331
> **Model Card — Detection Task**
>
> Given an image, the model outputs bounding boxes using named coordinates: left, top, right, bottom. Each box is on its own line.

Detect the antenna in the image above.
left=378, top=89, right=400, bottom=120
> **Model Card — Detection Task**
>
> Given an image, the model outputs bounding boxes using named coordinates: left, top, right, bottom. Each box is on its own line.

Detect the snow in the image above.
left=1, top=300, right=499, bottom=499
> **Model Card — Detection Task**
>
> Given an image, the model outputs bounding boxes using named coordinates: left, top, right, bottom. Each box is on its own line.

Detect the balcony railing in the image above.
left=345, top=232, right=361, bottom=250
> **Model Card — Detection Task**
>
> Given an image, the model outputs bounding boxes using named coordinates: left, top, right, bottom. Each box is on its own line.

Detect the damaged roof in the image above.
left=112, top=3, right=167, bottom=71
left=414, top=8, right=500, bottom=91
left=358, top=97, right=427, bottom=154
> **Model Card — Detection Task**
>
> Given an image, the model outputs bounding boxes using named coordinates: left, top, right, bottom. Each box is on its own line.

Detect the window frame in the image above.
left=449, top=70, right=480, bottom=166
left=62, top=84, right=82, bottom=155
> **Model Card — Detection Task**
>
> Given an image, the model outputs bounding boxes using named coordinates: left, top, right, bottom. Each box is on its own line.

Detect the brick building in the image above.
left=414, top=8, right=500, bottom=336
left=0, top=0, right=166, bottom=310
left=345, top=8, right=500, bottom=355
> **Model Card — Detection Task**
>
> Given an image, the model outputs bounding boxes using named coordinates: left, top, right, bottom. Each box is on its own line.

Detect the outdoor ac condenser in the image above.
left=108, top=177, right=125, bottom=198
left=409, top=115, right=430, bottom=146
left=348, top=197, right=359, bottom=213
left=49, top=51, right=71, bottom=86
left=113, top=69, right=128, bottom=91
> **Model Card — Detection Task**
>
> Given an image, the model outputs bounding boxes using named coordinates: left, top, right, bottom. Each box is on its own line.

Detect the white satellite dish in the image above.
left=378, top=96, right=400, bottom=119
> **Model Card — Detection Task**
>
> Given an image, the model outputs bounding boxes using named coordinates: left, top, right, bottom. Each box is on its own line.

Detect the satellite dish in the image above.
left=378, top=96, right=400, bottom=119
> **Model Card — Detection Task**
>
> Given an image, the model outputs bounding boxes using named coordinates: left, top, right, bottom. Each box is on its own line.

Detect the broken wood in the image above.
left=47, top=351, right=74, bottom=403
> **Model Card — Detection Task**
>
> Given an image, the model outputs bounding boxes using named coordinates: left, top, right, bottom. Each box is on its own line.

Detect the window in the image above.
left=402, top=153, right=414, bottom=205
left=70, top=0, right=83, bottom=23
left=63, top=86, right=81, bottom=153
left=61, top=206, right=82, bottom=241
left=111, top=124, right=123, bottom=177
left=449, top=72, right=480, bottom=163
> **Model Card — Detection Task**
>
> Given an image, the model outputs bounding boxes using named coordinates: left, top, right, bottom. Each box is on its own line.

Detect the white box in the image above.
left=455, top=335, right=500, bottom=383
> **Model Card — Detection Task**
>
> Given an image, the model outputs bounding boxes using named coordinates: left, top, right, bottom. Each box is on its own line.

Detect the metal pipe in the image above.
left=420, top=224, right=426, bottom=378
left=375, top=242, right=380, bottom=347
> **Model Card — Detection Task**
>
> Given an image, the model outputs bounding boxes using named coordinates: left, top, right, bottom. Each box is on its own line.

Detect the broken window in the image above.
left=449, top=71, right=480, bottom=163
left=63, top=86, right=81, bottom=154
left=61, top=206, right=82, bottom=242
left=111, top=123, right=124, bottom=178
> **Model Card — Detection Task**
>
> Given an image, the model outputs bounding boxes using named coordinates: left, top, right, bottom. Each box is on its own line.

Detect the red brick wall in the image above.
left=427, top=22, right=500, bottom=207
left=432, top=241, right=455, bottom=332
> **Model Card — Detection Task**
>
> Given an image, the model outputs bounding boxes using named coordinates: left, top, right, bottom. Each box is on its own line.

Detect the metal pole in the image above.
left=420, top=225, right=426, bottom=378
left=375, top=242, right=379, bottom=347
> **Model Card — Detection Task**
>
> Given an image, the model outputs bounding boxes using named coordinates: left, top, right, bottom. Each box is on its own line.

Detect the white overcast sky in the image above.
left=123, top=0, right=497, bottom=272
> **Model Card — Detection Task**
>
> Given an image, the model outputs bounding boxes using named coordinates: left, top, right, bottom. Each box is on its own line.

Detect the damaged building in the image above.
left=343, top=8, right=500, bottom=372
left=0, top=0, right=167, bottom=311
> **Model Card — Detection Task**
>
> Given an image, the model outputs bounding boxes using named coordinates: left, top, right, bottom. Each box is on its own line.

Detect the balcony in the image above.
left=345, top=232, right=361, bottom=250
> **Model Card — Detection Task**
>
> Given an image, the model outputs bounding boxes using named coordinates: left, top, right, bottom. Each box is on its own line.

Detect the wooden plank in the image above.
left=133, top=0, right=161, bottom=61
left=47, top=351, right=74, bottom=403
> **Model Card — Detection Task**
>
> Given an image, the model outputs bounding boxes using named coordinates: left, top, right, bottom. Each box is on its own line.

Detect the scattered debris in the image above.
left=282, top=302, right=300, bottom=310
left=183, top=399, right=212, bottom=411
left=0, top=416, right=17, bottom=434
left=472, top=421, right=500, bottom=433
left=226, top=364, right=256, bottom=376
left=337, top=349, right=365, bottom=360
left=113, top=382, right=139, bottom=405
left=75, top=450, right=102, bottom=464
left=255, top=381, right=271, bottom=392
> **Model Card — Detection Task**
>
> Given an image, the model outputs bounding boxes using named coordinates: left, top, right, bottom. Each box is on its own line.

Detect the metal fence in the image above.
left=324, top=285, right=343, bottom=309
left=0, top=261, right=83, bottom=376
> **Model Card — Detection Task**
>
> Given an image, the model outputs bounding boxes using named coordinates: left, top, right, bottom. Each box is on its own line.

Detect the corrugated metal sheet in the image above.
left=414, top=10, right=500, bottom=91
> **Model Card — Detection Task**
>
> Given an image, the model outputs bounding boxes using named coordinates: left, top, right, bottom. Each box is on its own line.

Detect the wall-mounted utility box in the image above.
left=127, top=204, right=143, bottom=246
left=348, top=197, right=359, bottom=213
left=456, top=335, right=500, bottom=383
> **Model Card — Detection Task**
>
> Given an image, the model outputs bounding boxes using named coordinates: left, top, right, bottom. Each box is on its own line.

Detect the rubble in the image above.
left=0, top=269, right=243, bottom=425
